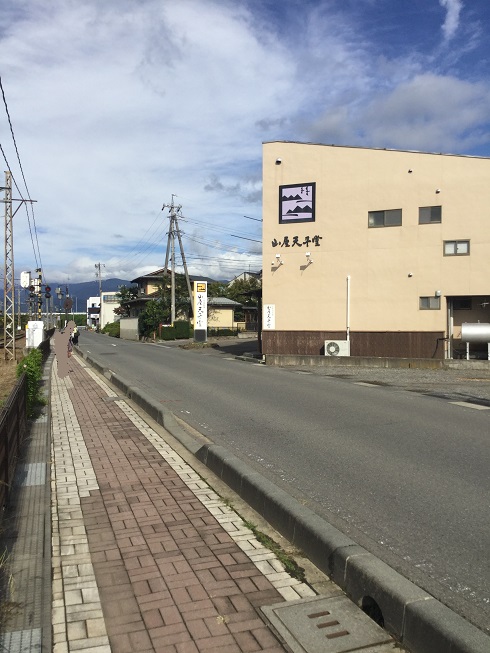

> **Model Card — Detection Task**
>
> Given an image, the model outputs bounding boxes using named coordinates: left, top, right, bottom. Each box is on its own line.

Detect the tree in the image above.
left=114, top=285, right=139, bottom=317
left=208, top=281, right=228, bottom=297
left=138, top=273, right=192, bottom=338
left=227, top=277, right=261, bottom=307
left=138, top=299, right=166, bottom=338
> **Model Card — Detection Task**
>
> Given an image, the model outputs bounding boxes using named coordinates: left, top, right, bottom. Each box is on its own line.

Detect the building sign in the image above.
left=263, top=304, right=275, bottom=330
left=279, top=183, right=315, bottom=224
left=272, top=234, right=323, bottom=248
left=193, top=280, right=208, bottom=342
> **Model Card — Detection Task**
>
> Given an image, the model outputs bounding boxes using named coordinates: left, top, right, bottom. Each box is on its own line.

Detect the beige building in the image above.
left=208, top=297, right=242, bottom=329
left=262, top=142, right=490, bottom=359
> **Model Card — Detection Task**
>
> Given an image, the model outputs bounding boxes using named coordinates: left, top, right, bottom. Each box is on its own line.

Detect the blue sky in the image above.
left=1, top=0, right=489, bottom=283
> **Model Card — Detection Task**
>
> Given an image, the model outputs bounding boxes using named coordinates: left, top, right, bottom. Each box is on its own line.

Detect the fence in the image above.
left=0, top=330, right=52, bottom=511
left=0, top=373, right=27, bottom=510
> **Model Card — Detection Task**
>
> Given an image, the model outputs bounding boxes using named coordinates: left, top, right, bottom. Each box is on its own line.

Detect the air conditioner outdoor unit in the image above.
left=324, top=340, right=350, bottom=357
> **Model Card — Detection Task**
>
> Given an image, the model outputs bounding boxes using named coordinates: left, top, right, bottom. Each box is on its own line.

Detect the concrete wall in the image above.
left=120, top=317, right=139, bottom=341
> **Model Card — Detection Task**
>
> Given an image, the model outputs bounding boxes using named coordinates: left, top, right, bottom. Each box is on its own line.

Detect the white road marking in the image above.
left=450, top=401, right=490, bottom=411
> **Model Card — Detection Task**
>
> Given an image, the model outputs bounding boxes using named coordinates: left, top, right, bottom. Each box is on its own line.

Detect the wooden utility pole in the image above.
left=161, top=196, right=193, bottom=324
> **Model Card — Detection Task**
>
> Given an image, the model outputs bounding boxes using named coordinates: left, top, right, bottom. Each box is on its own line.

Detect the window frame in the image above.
left=444, top=240, right=470, bottom=256
left=368, top=208, right=402, bottom=228
left=419, top=205, right=442, bottom=224
left=419, top=296, right=441, bottom=310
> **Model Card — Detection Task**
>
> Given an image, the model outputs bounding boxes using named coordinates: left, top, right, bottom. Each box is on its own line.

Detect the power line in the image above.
left=0, top=76, right=43, bottom=275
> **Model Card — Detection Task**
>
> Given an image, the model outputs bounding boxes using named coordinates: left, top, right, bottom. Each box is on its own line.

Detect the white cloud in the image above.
left=360, top=74, right=490, bottom=152
left=0, top=0, right=488, bottom=284
left=439, top=0, right=464, bottom=40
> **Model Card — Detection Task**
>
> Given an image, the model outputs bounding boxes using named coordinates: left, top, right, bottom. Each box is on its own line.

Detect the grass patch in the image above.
left=0, top=547, right=20, bottom=631
left=16, top=348, right=46, bottom=417
left=243, top=520, right=306, bottom=583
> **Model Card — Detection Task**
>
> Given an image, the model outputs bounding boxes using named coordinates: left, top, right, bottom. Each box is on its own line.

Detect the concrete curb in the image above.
left=78, top=347, right=490, bottom=653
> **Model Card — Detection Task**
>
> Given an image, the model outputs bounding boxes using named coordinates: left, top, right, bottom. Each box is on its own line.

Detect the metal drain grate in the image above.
left=262, top=595, right=394, bottom=653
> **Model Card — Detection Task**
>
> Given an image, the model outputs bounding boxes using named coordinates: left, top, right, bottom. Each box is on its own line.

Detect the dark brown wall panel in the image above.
left=262, top=331, right=445, bottom=359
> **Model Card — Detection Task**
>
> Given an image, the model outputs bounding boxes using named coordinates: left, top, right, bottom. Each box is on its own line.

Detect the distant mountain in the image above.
left=55, top=278, right=132, bottom=312
left=4, top=275, right=231, bottom=313
left=4, top=278, right=131, bottom=313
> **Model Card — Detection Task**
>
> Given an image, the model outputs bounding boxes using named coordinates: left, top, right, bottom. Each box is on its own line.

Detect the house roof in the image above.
left=208, top=297, right=242, bottom=307
left=131, top=268, right=217, bottom=284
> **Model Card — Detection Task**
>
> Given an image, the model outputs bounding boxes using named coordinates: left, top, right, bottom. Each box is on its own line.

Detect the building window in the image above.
left=368, top=209, right=402, bottom=227
left=453, top=297, right=472, bottom=310
left=444, top=240, right=470, bottom=256
left=419, top=205, right=442, bottom=224
left=420, top=296, right=441, bottom=310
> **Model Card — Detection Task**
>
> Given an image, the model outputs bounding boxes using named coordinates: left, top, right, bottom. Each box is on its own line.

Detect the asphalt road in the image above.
left=78, top=331, right=490, bottom=634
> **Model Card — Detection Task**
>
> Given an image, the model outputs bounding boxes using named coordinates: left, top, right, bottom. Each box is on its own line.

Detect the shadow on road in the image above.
left=211, top=337, right=260, bottom=357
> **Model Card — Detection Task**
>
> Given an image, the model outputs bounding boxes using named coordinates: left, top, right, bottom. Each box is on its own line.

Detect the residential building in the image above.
left=262, top=141, right=490, bottom=359
left=100, top=292, right=121, bottom=329
left=86, top=296, right=100, bottom=328
left=208, top=297, right=242, bottom=330
left=227, top=271, right=262, bottom=287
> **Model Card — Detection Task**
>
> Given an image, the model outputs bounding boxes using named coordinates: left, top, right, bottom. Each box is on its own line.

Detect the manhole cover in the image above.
left=262, top=595, right=393, bottom=653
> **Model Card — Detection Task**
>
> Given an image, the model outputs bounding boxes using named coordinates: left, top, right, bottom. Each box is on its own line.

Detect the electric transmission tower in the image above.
left=161, top=196, right=193, bottom=324
left=2, top=171, right=36, bottom=360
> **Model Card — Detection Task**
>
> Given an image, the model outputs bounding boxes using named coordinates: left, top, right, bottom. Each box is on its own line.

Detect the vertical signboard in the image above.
left=193, top=281, right=208, bottom=342
left=263, top=304, right=275, bottom=330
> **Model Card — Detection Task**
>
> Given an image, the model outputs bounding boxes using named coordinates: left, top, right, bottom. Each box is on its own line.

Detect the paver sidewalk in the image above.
left=51, top=354, right=316, bottom=653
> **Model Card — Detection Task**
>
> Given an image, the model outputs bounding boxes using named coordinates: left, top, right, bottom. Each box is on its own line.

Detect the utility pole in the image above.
left=161, top=196, right=193, bottom=325
left=95, top=262, right=105, bottom=296
left=95, top=262, right=104, bottom=330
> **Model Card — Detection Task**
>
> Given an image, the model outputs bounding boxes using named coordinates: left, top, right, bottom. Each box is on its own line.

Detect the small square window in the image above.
left=420, top=296, right=441, bottom=310
left=444, top=240, right=470, bottom=256
left=419, top=206, right=442, bottom=224
left=368, top=208, right=402, bottom=228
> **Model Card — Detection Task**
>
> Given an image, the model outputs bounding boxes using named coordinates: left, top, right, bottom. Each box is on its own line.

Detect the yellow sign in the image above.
left=196, top=283, right=207, bottom=293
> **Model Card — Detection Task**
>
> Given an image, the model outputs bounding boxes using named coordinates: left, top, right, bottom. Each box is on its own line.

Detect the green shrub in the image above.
left=149, top=320, right=191, bottom=341
left=173, top=320, right=191, bottom=339
left=16, top=348, right=44, bottom=416
left=101, top=321, right=120, bottom=338
left=207, top=327, right=237, bottom=337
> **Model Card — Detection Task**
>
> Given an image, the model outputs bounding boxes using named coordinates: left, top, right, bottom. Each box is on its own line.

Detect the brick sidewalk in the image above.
left=51, top=354, right=316, bottom=653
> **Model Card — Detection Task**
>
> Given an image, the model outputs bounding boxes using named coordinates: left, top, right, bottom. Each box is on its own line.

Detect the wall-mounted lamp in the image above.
left=435, top=188, right=441, bottom=194
left=435, top=290, right=441, bottom=297
left=272, top=253, right=284, bottom=266
left=275, top=158, right=282, bottom=165
left=305, top=251, right=313, bottom=264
